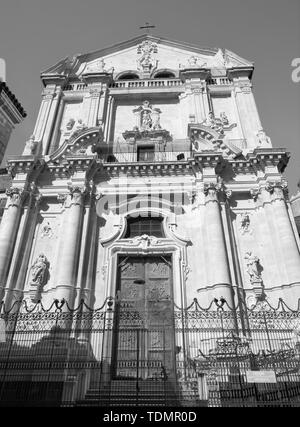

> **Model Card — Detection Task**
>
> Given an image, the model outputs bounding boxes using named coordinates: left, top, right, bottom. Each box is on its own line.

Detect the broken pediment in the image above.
left=49, top=127, right=103, bottom=161
left=188, top=117, right=242, bottom=159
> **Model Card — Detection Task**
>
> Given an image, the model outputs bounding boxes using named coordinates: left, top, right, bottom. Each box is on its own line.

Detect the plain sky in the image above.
left=0, top=0, right=299, bottom=193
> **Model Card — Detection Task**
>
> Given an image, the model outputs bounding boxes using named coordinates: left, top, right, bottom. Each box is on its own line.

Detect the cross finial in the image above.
left=139, top=22, right=156, bottom=34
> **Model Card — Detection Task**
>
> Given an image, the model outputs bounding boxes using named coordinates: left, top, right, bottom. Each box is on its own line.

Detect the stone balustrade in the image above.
left=109, top=78, right=184, bottom=89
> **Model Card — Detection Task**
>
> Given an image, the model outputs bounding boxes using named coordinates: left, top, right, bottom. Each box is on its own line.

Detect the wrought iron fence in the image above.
left=0, top=297, right=300, bottom=407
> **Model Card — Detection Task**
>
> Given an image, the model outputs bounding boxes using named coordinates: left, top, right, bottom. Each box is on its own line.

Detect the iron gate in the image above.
left=0, top=297, right=300, bottom=407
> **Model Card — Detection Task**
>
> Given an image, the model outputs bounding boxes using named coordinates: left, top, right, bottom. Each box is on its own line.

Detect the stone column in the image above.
left=55, top=186, right=85, bottom=307
left=0, top=188, right=26, bottom=300
left=266, top=182, right=300, bottom=283
left=204, top=183, right=233, bottom=306
left=6, top=193, right=43, bottom=306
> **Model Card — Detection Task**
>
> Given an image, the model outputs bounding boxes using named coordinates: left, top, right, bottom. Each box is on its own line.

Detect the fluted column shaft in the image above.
left=55, top=187, right=85, bottom=306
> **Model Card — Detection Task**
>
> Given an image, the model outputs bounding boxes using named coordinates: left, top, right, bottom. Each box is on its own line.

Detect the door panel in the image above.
left=114, top=255, right=174, bottom=380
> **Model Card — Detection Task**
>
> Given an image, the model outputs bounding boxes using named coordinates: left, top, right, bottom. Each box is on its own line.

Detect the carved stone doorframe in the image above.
left=99, top=208, right=191, bottom=364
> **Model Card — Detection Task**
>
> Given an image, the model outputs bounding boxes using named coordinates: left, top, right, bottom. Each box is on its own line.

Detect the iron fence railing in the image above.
left=0, top=297, right=300, bottom=407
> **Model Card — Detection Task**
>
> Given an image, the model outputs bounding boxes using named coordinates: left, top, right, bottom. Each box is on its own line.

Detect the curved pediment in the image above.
left=50, top=127, right=101, bottom=161
left=188, top=123, right=243, bottom=159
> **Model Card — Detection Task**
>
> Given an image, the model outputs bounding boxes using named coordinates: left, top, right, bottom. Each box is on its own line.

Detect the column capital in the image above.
left=68, top=185, right=87, bottom=206
left=5, top=187, right=28, bottom=208
left=57, top=193, right=68, bottom=207
left=204, top=182, right=231, bottom=203
left=204, top=182, right=222, bottom=202
left=265, top=181, right=288, bottom=201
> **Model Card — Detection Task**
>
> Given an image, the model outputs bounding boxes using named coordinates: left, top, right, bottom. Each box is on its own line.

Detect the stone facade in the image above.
left=0, top=82, right=26, bottom=226
left=0, top=82, right=26, bottom=164
left=0, top=34, right=299, bottom=312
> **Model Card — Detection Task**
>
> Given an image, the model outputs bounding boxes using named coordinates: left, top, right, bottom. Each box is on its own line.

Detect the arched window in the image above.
left=124, top=216, right=164, bottom=238
left=118, top=73, right=139, bottom=80
left=153, top=71, right=175, bottom=79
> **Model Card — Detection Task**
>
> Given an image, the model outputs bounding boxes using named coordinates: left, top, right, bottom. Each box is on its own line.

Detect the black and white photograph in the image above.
left=0, top=0, right=299, bottom=415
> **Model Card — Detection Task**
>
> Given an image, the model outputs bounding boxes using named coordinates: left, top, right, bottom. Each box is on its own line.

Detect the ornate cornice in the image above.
left=194, top=152, right=223, bottom=169
left=247, top=148, right=290, bottom=173
left=6, top=158, right=45, bottom=180
left=102, top=160, right=195, bottom=178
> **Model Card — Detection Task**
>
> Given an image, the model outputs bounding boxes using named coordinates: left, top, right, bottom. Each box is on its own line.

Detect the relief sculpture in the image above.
left=29, top=253, right=50, bottom=303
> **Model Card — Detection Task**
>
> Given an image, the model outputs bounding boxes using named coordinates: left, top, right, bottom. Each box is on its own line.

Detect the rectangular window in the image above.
left=125, top=216, right=164, bottom=238
left=137, top=145, right=155, bottom=162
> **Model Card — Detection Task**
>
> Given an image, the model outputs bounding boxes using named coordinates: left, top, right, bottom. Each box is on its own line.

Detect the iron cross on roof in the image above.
left=139, top=22, right=156, bottom=34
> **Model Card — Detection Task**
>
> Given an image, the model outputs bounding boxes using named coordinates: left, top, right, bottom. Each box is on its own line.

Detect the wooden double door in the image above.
left=113, top=255, right=175, bottom=380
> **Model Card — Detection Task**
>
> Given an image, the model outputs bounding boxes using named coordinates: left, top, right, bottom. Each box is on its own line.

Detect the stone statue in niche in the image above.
left=256, top=129, right=271, bottom=147
left=30, top=253, right=50, bottom=302
left=244, top=252, right=262, bottom=285
left=23, top=134, right=37, bottom=155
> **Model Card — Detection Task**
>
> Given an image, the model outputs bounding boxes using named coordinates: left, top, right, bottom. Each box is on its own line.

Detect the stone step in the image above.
left=76, top=379, right=180, bottom=407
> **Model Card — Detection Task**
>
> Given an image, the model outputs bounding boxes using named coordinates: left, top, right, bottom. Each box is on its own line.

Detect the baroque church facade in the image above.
left=1, top=34, right=298, bottom=310
left=0, top=35, right=300, bottom=406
